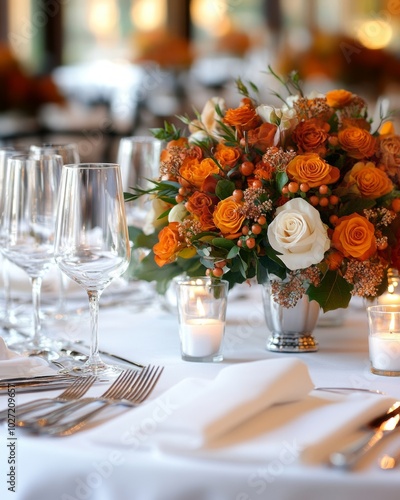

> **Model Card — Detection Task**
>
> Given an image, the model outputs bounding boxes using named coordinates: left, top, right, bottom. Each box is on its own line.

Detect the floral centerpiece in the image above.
left=126, top=68, right=400, bottom=313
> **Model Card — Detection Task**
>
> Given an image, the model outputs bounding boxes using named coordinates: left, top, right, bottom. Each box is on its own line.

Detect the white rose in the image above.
left=256, top=104, right=297, bottom=145
left=168, top=203, right=188, bottom=223
left=142, top=198, right=170, bottom=235
left=189, top=97, right=226, bottom=141
left=267, top=198, right=330, bottom=270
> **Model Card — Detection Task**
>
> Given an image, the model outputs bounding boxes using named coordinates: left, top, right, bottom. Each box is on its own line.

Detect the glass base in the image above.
left=371, top=366, right=400, bottom=376
left=267, top=333, right=319, bottom=352
left=62, top=359, right=123, bottom=380
left=181, top=351, right=223, bottom=362
left=7, top=337, right=62, bottom=360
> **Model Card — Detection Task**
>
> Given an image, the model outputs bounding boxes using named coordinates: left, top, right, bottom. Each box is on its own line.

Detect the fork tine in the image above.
left=100, top=370, right=140, bottom=400
left=118, top=365, right=152, bottom=400
left=59, top=376, right=97, bottom=399
left=126, top=366, right=164, bottom=403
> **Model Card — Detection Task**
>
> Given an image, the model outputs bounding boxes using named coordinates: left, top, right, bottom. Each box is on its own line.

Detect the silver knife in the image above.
left=64, top=343, right=145, bottom=369
left=329, top=402, right=400, bottom=468
left=0, top=379, right=75, bottom=394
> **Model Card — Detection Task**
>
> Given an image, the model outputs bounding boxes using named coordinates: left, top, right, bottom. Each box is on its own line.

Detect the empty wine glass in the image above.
left=30, top=143, right=80, bottom=164
left=30, top=143, right=81, bottom=319
left=54, top=163, right=131, bottom=378
left=117, top=136, right=162, bottom=228
left=0, top=147, right=21, bottom=330
left=1, top=154, right=63, bottom=355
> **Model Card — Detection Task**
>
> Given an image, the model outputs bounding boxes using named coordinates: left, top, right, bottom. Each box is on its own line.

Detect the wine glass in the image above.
left=1, top=154, right=64, bottom=355
left=0, top=147, right=23, bottom=331
left=117, top=136, right=162, bottom=228
left=54, top=163, right=131, bottom=378
left=30, top=143, right=81, bottom=318
left=30, top=143, right=80, bottom=164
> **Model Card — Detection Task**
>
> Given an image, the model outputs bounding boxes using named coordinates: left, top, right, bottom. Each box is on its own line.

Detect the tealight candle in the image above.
left=367, top=305, right=400, bottom=376
left=176, top=277, right=229, bottom=362
left=369, top=333, right=400, bottom=373
left=378, top=293, right=400, bottom=305
left=180, top=319, right=225, bottom=358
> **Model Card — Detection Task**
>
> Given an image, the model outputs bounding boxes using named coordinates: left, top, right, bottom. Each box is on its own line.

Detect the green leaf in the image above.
left=307, top=270, right=353, bottom=312
left=227, top=245, right=240, bottom=259
left=259, top=253, right=286, bottom=280
left=276, top=171, right=289, bottom=193
left=212, top=238, right=235, bottom=250
left=150, top=121, right=181, bottom=141
left=215, top=179, right=236, bottom=200
left=339, top=198, right=376, bottom=216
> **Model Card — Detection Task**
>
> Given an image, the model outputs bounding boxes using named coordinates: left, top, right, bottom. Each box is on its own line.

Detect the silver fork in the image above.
left=34, top=365, right=163, bottom=436
left=0, top=376, right=96, bottom=424
left=18, top=368, right=140, bottom=430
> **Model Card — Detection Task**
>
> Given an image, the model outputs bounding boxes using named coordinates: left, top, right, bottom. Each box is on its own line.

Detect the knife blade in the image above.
left=0, top=374, right=75, bottom=385
left=329, top=402, right=400, bottom=469
left=64, top=343, right=145, bottom=369
left=0, top=379, right=76, bottom=394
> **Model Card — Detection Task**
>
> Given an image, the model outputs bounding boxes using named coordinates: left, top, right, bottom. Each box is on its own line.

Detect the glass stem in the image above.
left=87, top=290, right=102, bottom=366
left=30, top=276, right=43, bottom=347
left=57, top=269, right=68, bottom=315
left=2, top=258, right=11, bottom=324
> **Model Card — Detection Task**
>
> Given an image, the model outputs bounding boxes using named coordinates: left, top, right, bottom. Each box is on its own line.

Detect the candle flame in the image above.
left=196, top=297, right=206, bottom=317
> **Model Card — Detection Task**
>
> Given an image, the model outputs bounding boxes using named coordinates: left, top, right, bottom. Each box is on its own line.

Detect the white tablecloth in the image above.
left=1, top=284, right=400, bottom=500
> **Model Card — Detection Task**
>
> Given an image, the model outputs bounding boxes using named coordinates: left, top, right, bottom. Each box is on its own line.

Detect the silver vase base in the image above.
left=267, top=333, right=319, bottom=352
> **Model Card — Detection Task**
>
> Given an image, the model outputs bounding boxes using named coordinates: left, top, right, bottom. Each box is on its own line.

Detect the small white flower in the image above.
left=142, top=198, right=170, bottom=235
left=168, top=203, right=188, bottom=223
left=189, top=97, right=226, bottom=141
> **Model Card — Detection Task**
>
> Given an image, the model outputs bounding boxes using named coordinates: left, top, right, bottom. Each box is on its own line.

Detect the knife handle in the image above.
left=329, top=429, right=384, bottom=468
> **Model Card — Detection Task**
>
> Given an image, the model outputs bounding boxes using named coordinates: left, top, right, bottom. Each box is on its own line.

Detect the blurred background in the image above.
left=1, top=0, right=400, bottom=161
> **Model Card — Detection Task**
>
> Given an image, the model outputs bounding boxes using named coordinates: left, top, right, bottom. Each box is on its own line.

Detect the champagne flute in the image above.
left=54, top=163, right=131, bottom=377
left=1, top=154, right=63, bottom=355
left=30, top=143, right=81, bottom=318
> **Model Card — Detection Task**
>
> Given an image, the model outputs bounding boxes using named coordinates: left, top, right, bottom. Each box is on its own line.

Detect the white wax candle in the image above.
left=181, top=319, right=224, bottom=357
left=369, top=333, right=400, bottom=371
left=378, top=293, right=400, bottom=305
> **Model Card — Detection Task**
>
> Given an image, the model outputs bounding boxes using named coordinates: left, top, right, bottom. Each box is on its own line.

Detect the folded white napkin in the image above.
left=94, top=358, right=396, bottom=467
left=153, top=358, right=313, bottom=450
left=0, top=337, right=55, bottom=379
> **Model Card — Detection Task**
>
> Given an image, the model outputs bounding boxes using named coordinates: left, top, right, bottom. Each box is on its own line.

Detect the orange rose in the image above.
left=214, top=143, right=241, bottom=169
left=167, top=137, right=188, bottom=149
left=153, top=222, right=182, bottom=267
left=286, top=153, right=340, bottom=187
left=326, top=89, right=353, bottom=108
left=198, top=210, right=216, bottom=231
left=186, top=191, right=214, bottom=216
left=331, top=214, right=376, bottom=261
left=254, top=160, right=274, bottom=181
left=247, top=122, right=277, bottom=150
left=340, top=117, right=371, bottom=131
left=223, top=103, right=260, bottom=131
left=292, top=118, right=330, bottom=156
left=179, top=157, right=219, bottom=189
left=345, top=161, right=393, bottom=199
left=338, top=127, right=377, bottom=159
left=213, top=196, right=245, bottom=236
left=379, top=135, right=400, bottom=171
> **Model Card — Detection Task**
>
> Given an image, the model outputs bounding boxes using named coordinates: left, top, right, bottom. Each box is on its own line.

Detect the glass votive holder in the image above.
left=176, top=277, right=229, bottom=362
left=367, top=305, right=400, bottom=376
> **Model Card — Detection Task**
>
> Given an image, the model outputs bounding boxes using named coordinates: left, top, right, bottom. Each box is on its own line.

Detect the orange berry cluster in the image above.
left=281, top=182, right=339, bottom=214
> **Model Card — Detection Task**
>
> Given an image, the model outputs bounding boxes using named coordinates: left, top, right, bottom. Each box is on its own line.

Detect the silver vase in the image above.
left=262, top=280, right=320, bottom=352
